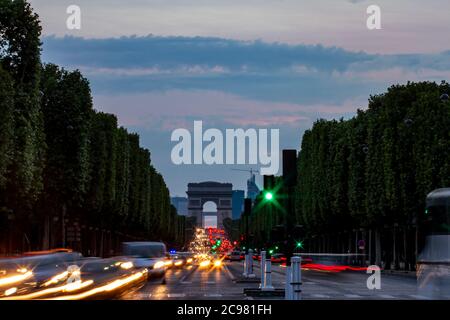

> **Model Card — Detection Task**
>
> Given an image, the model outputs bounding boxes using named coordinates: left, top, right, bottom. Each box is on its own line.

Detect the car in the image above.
left=229, top=250, right=242, bottom=261
left=122, top=242, right=168, bottom=283
left=177, top=252, right=195, bottom=265
left=169, top=253, right=187, bottom=268
left=271, top=253, right=286, bottom=263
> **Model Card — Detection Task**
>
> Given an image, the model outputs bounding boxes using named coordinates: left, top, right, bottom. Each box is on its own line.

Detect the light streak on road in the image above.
left=0, top=271, right=33, bottom=287
left=301, top=263, right=367, bottom=273
left=1, top=280, right=94, bottom=300
left=43, top=271, right=69, bottom=287
left=154, top=261, right=165, bottom=269
left=4, top=287, right=17, bottom=296
left=46, top=270, right=147, bottom=300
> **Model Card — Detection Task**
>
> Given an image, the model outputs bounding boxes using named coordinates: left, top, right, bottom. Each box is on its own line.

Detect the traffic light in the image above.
left=264, top=191, right=274, bottom=201
left=263, top=175, right=276, bottom=202
left=292, top=225, right=305, bottom=250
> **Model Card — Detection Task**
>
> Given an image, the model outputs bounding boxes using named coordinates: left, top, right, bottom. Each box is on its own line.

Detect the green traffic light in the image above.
left=269, top=249, right=274, bottom=254
left=265, top=192, right=274, bottom=201
left=296, top=241, right=304, bottom=249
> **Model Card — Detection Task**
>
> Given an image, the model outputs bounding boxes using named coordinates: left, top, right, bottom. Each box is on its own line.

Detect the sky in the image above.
left=30, top=0, right=450, bottom=197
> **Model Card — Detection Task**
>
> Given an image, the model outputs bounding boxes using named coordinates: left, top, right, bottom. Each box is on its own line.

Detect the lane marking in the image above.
left=312, top=294, right=330, bottom=298
left=204, top=293, right=222, bottom=297
left=127, top=293, right=152, bottom=299
left=178, top=265, right=198, bottom=283
left=167, top=293, right=186, bottom=298
left=379, top=294, right=395, bottom=299
left=344, top=294, right=361, bottom=298
left=180, top=281, right=192, bottom=284
left=224, top=265, right=236, bottom=281
left=410, top=294, right=431, bottom=300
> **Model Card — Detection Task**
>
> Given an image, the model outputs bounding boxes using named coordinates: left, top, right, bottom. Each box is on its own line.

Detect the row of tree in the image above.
left=295, top=81, right=449, bottom=268
left=0, top=0, right=185, bottom=256
left=244, top=81, right=449, bottom=269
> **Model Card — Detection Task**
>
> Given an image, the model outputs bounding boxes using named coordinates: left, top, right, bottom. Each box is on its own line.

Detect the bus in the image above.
left=417, top=188, right=450, bottom=298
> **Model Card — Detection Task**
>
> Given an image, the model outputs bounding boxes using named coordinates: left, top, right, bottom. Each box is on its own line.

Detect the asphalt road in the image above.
left=120, top=261, right=448, bottom=300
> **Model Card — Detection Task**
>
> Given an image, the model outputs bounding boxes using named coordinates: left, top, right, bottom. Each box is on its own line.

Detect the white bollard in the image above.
left=259, top=251, right=266, bottom=288
left=291, top=256, right=302, bottom=300
left=285, top=266, right=292, bottom=300
left=247, top=249, right=256, bottom=278
left=242, top=253, right=248, bottom=277
left=262, top=258, right=274, bottom=290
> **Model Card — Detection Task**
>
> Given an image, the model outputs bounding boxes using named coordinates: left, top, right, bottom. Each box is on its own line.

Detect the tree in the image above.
left=0, top=0, right=46, bottom=251
left=294, top=81, right=450, bottom=268
left=0, top=65, right=13, bottom=190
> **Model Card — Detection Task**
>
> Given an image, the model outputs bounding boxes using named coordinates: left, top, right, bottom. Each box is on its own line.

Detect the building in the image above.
left=247, top=173, right=260, bottom=202
left=232, top=190, right=245, bottom=220
left=171, top=197, right=188, bottom=216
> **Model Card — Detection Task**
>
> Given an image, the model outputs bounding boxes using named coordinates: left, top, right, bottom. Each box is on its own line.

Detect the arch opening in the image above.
left=202, top=201, right=217, bottom=228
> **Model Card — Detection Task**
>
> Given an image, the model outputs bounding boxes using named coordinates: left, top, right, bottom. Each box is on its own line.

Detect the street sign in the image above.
left=358, top=239, right=365, bottom=250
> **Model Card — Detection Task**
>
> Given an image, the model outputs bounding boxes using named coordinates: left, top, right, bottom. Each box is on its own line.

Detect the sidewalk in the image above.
left=381, top=269, right=417, bottom=278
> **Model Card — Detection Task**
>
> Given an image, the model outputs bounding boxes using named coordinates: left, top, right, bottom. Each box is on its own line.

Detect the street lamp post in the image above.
left=242, top=198, right=255, bottom=278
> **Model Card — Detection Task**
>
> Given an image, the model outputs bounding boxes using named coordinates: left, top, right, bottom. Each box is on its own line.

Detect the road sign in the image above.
left=358, top=239, right=365, bottom=250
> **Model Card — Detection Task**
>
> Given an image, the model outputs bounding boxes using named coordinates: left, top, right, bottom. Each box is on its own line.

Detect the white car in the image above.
left=122, top=242, right=168, bottom=283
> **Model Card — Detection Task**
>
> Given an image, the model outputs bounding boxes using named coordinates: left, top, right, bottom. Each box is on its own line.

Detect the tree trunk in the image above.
left=392, top=226, right=396, bottom=270
left=375, top=229, right=381, bottom=266
left=43, top=215, right=50, bottom=250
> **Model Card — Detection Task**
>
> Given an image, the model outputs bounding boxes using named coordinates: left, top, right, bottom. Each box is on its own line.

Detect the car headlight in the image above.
left=199, top=260, right=211, bottom=268
left=154, top=261, right=165, bottom=269
left=120, top=262, right=134, bottom=270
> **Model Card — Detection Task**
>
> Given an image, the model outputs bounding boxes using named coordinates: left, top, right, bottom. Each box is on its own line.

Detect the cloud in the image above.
left=93, top=89, right=364, bottom=131
left=42, top=35, right=370, bottom=72
left=30, top=0, right=450, bottom=54
left=42, top=35, right=450, bottom=107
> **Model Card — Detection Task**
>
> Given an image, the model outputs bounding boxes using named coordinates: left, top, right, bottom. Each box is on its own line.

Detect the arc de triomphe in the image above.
left=186, top=182, right=232, bottom=229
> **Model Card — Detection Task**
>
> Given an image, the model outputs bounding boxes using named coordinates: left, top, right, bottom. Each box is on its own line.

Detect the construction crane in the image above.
left=231, top=168, right=260, bottom=179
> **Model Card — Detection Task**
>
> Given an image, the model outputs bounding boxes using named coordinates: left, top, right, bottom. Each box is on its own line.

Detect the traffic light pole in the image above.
left=282, top=149, right=300, bottom=300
